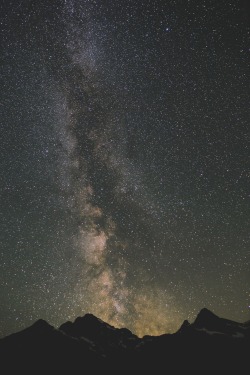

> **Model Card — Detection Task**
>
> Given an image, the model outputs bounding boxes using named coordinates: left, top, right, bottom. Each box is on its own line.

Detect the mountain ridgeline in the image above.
left=0, top=308, right=249, bottom=373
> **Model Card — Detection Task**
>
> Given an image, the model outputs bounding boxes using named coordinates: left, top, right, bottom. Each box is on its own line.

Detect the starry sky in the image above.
left=0, top=0, right=249, bottom=338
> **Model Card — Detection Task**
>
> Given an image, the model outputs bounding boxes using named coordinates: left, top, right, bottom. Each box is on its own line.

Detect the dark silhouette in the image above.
left=0, top=308, right=249, bottom=373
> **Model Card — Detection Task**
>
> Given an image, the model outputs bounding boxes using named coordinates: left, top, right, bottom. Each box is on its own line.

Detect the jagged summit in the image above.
left=58, top=312, right=139, bottom=357
left=0, top=308, right=249, bottom=373
left=176, top=308, right=218, bottom=334
left=76, top=313, right=105, bottom=324
left=60, top=313, right=109, bottom=328
left=60, top=313, right=135, bottom=339
left=31, top=318, right=52, bottom=330
left=7, top=318, right=55, bottom=339
left=60, top=313, right=115, bottom=337
left=191, top=308, right=248, bottom=338
left=197, top=307, right=217, bottom=317
left=177, top=319, right=191, bottom=333
left=194, top=308, right=220, bottom=328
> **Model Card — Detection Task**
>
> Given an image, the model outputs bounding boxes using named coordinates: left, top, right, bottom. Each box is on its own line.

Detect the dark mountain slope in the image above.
left=59, top=313, right=139, bottom=354
left=0, top=308, right=249, bottom=374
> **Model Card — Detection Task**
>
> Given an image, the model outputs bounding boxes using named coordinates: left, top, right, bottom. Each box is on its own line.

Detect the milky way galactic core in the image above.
left=0, top=0, right=249, bottom=337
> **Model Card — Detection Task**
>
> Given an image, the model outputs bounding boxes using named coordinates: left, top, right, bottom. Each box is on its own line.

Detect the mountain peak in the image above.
left=196, top=308, right=218, bottom=320
left=81, top=313, right=105, bottom=325
left=32, top=318, right=50, bottom=327
left=59, top=313, right=112, bottom=339
left=177, top=319, right=191, bottom=333
left=73, top=313, right=113, bottom=331
left=193, top=308, right=222, bottom=330
left=31, top=319, right=53, bottom=332
left=1, top=310, right=249, bottom=373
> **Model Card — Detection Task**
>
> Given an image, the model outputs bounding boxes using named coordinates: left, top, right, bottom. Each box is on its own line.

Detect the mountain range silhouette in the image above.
left=0, top=308, right=249, bottom=373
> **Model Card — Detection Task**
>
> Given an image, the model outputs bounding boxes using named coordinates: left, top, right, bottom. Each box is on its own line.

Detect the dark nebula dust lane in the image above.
left=0, top=0, right=249, bottom=338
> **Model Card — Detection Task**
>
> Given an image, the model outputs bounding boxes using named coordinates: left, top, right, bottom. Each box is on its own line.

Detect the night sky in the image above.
left=1, top=0, right=249, bottom=338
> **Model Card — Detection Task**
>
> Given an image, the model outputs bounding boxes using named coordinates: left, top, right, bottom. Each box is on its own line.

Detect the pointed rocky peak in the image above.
left=75, top=313, right=114, bottom=333
left=197, top=307, right=218, bottom=318
left=59, top=320, right=73, bottom=335
left=82, top=313, right=103, bottom=321
left=177, top=319, right=191, bottom=334
left=1, top=319, right=56, bottom=344
left=192, top=309, right=249, bottom=338
left=28, top=319, right=54, bottom=334
left=32, top=319, right=51, bottom=328
left=181, top=319, right=191, bottom=328
left=78, top=313, right=109, bottom=327
left=193, top=308, right=220, bottom=329
left=59, top=313, right=114, bottom=339
left=59, top=313, right=138, bottom=351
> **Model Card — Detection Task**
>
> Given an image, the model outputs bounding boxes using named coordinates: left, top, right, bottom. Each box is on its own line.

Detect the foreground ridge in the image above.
left=0, top=308, right=249, bottom=373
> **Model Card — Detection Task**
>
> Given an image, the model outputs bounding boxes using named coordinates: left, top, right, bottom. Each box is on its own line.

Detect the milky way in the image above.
left=0, top=0, right=249, bottom=338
